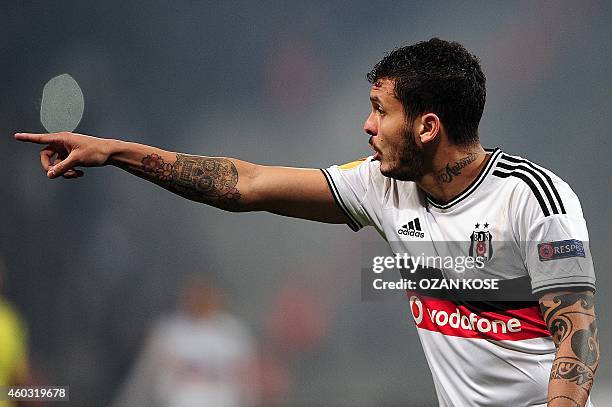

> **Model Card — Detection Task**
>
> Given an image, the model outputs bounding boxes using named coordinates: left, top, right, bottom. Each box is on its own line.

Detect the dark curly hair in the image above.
left=367, top=38, right=486, bottom=146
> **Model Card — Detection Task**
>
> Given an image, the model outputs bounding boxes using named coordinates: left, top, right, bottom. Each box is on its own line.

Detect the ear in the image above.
left=418, top=113, right=441, bottom=145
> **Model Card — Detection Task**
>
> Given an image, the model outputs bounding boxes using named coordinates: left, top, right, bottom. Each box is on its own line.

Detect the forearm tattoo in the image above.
left=540, top=292, right=599, bottom=404
left=436, top=152, right=478, bottom=183
left=140, top=153, right=241, bottom=207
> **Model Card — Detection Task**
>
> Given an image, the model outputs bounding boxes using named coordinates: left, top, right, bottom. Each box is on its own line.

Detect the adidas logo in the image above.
left=398, top=218, right=425, bottom=238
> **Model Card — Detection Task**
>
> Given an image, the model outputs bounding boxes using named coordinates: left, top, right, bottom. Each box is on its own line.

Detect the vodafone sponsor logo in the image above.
left=408, top=295, right=538, bottom=340
left=411, top=295, right=424, bottom=324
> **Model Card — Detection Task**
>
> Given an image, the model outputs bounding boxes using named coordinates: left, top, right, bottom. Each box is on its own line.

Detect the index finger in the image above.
left=14, top=133, right=62, bottom=144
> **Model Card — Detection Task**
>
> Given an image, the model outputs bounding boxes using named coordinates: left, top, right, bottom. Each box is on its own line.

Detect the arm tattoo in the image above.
left=540, top=291, right=599, bottom=399
left=140, top=153, right=241, bottom=207
left=436, top=152, right=478, bottom=183
left=550, top=358, right=594, bottom=387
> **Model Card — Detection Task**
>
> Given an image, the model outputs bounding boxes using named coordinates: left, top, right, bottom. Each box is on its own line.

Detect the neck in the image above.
left=417, top=144, right=488, bottom=203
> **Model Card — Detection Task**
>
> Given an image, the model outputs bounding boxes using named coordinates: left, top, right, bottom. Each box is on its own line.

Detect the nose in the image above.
left=363, top=111, right=377, bottom=137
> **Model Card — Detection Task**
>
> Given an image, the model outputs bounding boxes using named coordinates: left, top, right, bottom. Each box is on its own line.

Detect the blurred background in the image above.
left=2, top=0, right=611, bottom=405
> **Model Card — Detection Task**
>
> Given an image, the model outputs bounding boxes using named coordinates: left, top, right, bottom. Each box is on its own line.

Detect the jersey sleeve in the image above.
left=517, top=176, right=596, bottom=295
left=321, top=157, right=383, bottom=232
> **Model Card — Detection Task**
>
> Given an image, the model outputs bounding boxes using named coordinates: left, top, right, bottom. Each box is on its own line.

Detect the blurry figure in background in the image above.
left=0, top=260, right=31, bottom=407
left=112, top=275, right=259, bottom=407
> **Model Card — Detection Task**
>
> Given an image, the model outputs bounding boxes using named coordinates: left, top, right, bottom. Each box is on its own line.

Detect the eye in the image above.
left=375, top=105, right=384, bottom=115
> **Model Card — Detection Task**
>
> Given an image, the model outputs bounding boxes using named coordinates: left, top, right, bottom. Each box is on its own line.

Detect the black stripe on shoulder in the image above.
left=320, top=169, right=361, bottom=232
left=492, top=170, right=551, bottom=217
left=496, top=162, right=559, bottom=215
left=500, top=154, right=566, bottom=214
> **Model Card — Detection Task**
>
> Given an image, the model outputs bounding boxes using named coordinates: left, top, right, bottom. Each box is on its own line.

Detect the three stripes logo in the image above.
left=492, top=154, right=566, bottom=217
left=398, top=217, right=425, bottom=238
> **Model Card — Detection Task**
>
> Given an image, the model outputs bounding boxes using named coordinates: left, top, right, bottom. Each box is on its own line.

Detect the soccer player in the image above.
left=112, top=276, right=258, bottom=407
left=15, top=38, right=598, bottom=406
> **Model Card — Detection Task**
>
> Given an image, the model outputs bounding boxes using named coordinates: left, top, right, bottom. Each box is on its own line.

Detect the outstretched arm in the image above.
left=539, top=290, right=599, bottom=407
left=15, top=132, right=349, bottom=224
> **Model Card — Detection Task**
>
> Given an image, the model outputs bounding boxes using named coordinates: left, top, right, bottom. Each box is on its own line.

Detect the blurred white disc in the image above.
left=40, top=73, right=84, bottom=133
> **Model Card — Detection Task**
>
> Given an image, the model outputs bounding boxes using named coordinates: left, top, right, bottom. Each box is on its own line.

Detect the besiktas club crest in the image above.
left=469, top=222, right=493, bottom=261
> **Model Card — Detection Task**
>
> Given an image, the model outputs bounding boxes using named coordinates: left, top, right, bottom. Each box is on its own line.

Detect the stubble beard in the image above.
left=380, top=123, right=426, bottom=182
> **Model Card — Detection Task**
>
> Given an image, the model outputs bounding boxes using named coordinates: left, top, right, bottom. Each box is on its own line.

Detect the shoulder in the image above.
left=491, top=151, right=582, bottom=218
left=336, top=157, right=370, bottom=171
left=325, top=155, right=391, bottom=195
left=217, top=312, right=250, bottom=331
left=216, top=313, right=255, bottom=348
left=332, top=156, right=382, bottom=180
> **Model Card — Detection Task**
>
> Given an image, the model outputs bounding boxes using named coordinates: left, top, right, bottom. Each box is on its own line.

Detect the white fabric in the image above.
left=324, top=149, right=596, bottom=406
left=113, top=312, right=257, bottom=407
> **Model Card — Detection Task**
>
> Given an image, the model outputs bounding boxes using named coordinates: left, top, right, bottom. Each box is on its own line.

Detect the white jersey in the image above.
left=323, top=148, right=596, bottom=406
left=113, top=312, right=258, bottom=407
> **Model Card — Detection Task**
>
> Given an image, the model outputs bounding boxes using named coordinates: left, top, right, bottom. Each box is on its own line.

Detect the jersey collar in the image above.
left=426, top=148, right=502, bottom=210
